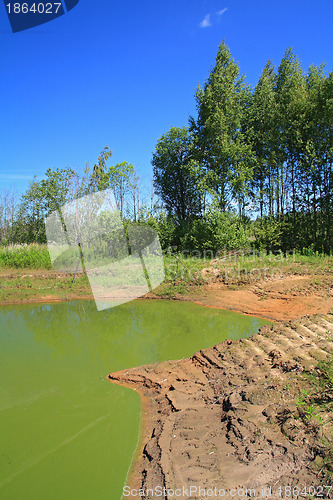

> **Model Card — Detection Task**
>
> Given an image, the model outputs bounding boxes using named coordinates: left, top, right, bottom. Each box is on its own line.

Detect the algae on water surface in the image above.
left=0, top=299, right=268, bottom=500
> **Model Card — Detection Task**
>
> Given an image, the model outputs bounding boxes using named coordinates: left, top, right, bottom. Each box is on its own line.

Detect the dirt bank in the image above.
left=0, top=269, right=93, bottom=306
left=194, top=274, right=333, bottom=321
left=109, top=312, right=333, bottom=499
left=1, top=269, right=333, bottom=322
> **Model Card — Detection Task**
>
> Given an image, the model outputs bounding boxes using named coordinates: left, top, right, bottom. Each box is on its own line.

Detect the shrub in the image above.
left=0, top=244, right=52, bottom=269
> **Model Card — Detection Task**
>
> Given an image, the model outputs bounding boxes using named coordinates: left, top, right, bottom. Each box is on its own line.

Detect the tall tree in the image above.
left=321, top=70, right=333, bottom=251
left=152, top=126, right=203, bottom=223
left=248, top=61, right=278, bottom=217
left=190, top=42, right=253, bottom=215
left=274, top=48, right=307, bottom=244
left=0, top=188, right=18, bottom=244
left=104, top=161, right=138, bottom=218
left=301, top=66, right=333, bottom=251
left=13, top=167, right=77, bottom=243
left=297, top=64, right=327, bottom=248
left=79, top=147, right=113, bottom=196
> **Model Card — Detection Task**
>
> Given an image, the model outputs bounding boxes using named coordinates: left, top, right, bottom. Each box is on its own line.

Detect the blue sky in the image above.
left=0, top=0, right=332, bottom=198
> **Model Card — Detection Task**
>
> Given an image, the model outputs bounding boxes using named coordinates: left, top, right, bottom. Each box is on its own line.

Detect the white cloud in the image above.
left=199, top=14, right=212, bottom=28
left=199, top=8, right=228, bottom=29
left=0, top=174, right=32, bottom=180
left=216, top=7, right=228, bottom=16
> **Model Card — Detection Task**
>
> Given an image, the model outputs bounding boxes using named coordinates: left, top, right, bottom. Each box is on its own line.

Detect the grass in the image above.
left=220, top=250, right=333, bottom=283
left=1, top=244, right=333, bottom=301
left=1, top=244, right=332, bottom=276
left=156, top=254, right=208, bottom=297
left=0, top=244, right=52, bottom=269
left=0, top=245, right=92, bottom=303
left=291, top=358, right=333, bottom=479
left=163, top=254, right=209, bottom=280
left=318, top=358, right=333, bottom=391
left=0, top=271, right=92, bottom=303
left=157, top=249, right=333, bottom=296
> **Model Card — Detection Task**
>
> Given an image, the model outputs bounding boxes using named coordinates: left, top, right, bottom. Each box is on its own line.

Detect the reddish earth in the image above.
left=193, top=274, right=333, bottom=322
left=1, top=270, right=332, bottom=321
left=108, top=275, right=333, bottom=499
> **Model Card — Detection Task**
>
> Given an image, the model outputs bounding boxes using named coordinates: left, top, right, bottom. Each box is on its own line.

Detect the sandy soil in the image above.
left=108, top=275, right=333, bottom=499
left=1, top=270, right=332, bottom=321
left=194, top=274, right=333, bottom=321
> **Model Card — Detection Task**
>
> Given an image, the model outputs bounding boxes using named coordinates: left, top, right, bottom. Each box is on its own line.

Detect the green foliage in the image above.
left=253, top=216, right=283, bottom=250
left=11, top=167, right=78, bottom=244
left=81, top=146, right=113, bottom=195
left=103, top=161, right=138, bottom=217
left=0, top=244, right=52, bottom=269
left=190, top=41, right=253, bottom=215
left=248, top=60, right=278, bottom=218
left=134, top=210, right=177, bottom=250
left=175, top=208, right=249, bottom=253
left=1, top=42, right=332, bottom=259
left=318, top=359, right=333, bottom=389
left=152, top=126, right=204, bottom=223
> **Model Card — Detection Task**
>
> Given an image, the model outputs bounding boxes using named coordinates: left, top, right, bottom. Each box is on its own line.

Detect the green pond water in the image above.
left=0, top=299, right=268, bottom=500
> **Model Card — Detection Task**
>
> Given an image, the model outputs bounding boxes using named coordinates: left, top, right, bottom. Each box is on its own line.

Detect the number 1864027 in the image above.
left=6, top=2, right=62, bottom=14
left=277, top=485, right=332, bottom=497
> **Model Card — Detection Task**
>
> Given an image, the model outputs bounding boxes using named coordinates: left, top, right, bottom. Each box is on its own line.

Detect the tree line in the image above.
left=152, top=43, right=332, bottom=253
left=0, top=42, right=332, bottom=254
left=0, top=148, right=156, bottom=246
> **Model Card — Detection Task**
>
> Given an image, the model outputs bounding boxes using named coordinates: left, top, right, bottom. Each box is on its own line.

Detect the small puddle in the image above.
left=0, top=299, right=268, bottom=499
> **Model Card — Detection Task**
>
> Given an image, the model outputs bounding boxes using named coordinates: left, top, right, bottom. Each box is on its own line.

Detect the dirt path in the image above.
left=109, top=312, right=333, bottom=499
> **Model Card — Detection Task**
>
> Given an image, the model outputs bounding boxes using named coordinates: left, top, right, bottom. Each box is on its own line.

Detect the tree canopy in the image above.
left=152, top=126, right=203, bottom=223
left=1, top=42, right=332, bottom=254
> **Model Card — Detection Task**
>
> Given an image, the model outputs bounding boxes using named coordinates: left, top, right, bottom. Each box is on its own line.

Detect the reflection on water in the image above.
left=0, top=299, right=268, bottom=500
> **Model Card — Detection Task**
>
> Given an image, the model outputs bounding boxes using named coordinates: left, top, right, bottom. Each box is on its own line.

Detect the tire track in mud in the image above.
left=108, top=313, right=333, bottom=499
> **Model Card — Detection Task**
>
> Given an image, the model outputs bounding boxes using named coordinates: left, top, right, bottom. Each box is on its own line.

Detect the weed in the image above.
left=318, top=359, right=333, bottom=389
left=0, top=244, right=52, bottom=269
left=326, top=330, right=333, bottom=342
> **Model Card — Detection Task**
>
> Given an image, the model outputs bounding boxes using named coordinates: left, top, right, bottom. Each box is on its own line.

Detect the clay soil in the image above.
left=108, top=274, right=333, bottom=499
left=194, top=274, right=333, bottom=322
left=1, top=268, right=333, bottom=321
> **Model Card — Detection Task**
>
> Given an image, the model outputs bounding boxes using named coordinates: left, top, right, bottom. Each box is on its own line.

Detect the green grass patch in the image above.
left=0, top=272, right=92, bottom=303
left=0, top=244, right=52, bottom=269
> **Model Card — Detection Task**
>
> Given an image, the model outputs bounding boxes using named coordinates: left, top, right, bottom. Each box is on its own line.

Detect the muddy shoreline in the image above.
left=2, top=270, right=333, bottom=496
left=105, top=275, right=333, bottom=499
left=109, top=313, right=333, bottom=499
left=2, top=273, right=333, bottom=321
